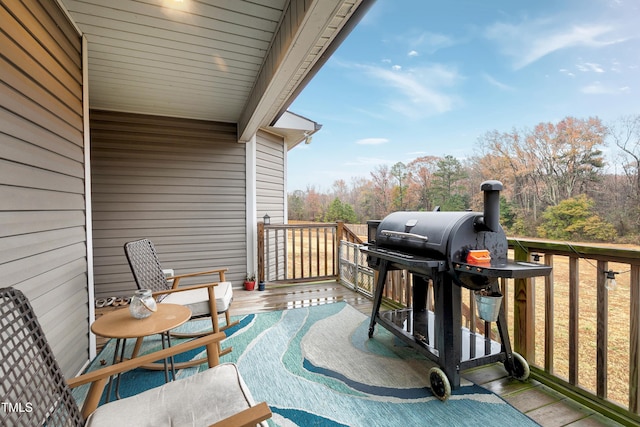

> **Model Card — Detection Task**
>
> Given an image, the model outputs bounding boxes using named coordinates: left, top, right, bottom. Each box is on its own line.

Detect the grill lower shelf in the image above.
left=367, top=258, right=525, bottom=400
left=379, top=308, right=502, bottom=362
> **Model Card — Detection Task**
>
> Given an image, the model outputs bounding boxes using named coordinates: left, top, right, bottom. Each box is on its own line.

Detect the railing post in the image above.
left=354, top=242, right=360, bottom=292
left=630, top=263, right=640, bottom=413
left=336, top=221, right=344, bottom=282
left=513, top=245, right=535, bottom=362
left=597, top=260, right=608, bottom=399
left=257, top=221, right=265, bottom=283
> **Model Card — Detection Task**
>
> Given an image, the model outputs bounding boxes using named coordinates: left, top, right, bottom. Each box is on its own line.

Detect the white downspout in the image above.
left=245, top=134, right=258, bottom=280
left=82, top=35, right=96, bottom=359
left=283, top=141, right=289, bottom=224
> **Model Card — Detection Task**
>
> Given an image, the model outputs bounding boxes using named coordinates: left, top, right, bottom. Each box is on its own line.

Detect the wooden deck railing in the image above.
left=345, top=238, right=640, bottom=425
left=259, top=222, right=640, bottom=424
left=503, top=238, right=640, bottom=426
left=258, top=221, right=363, bottom=284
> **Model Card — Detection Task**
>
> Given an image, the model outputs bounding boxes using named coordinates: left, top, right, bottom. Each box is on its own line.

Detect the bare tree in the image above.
left=390, top=162, right=408, bottom=210
left=527, top=117, right=606, bottom=206
left=369, top=164, right=393, bottom=217
left=477, top=129, right=540, bottom=221
left=407, top=156, right=439, bottom=211
left=610, top=115, right=640, bottom=232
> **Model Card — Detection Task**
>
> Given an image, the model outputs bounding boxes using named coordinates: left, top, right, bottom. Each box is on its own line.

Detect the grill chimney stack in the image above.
left=477, top=180, right=503, bottom=232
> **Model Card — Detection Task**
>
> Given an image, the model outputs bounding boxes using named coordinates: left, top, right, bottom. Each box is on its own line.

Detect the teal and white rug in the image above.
left=76, top=302, right=539, bottom=426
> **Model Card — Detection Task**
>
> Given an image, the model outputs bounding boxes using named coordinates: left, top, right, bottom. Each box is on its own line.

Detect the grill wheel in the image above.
left=508, top=352, right=530, bottom=381
left=429, top=367, right=451, bottom=401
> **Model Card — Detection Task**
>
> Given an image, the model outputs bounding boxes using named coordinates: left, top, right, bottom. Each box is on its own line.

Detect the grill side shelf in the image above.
left=453, top=261, right=552, bottom=279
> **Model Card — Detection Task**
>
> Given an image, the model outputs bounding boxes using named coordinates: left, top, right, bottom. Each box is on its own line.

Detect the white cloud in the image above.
left=358, top=63, right=461, bottom=117
left=482, top=73, right=515, bottom=91
left=407, top=150, right=429, bottom=157
left=392, top=64, right=402, bottom=71
left=355, top=138, right=389, bottom=145
left=408, top=50, right=419, bottom=57
left=581, top=81, right=628, bottom=94
left=610, top=60, right=622, bottom=72
left=485, top=19, right=625, bottom=69
left=343, top=156, right=392, bottom=166
left=576, top=62, right=605, bottom=73
left=408, top=31, right=456, bottom=54
left=559, top=68, right=576, bottom=77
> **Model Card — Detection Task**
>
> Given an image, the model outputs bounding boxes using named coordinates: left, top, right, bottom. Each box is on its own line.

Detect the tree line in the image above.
left=288, top=115, right=640, bottom=243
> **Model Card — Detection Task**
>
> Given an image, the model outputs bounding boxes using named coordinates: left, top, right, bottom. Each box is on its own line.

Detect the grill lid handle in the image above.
left=380, top=230, right=429, bottom=242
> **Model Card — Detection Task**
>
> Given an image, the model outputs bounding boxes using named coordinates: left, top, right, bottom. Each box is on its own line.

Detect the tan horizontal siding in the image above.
left=0, top=111, right=84, bottom=170
left=256, top=130, right=285, bottom=224
left=0, top=1, right=87, bottom=377
left=0, top=211, right=86, bottom=238
left=90, top=111, right=246, bottom=298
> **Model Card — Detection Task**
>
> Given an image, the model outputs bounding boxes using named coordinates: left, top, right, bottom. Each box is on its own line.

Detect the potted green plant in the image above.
left=244, top=273, right=256, bottom=291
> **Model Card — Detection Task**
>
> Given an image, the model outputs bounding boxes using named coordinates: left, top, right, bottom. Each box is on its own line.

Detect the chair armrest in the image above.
left=151, top=281, right=220, bottom=299
left=209, top=402, right=272, bottom=427
left=169, top=268, right=228, bottom=280
left=167, top=268, right=228, bottom=288
left=68, top=332, right=225, bottom=419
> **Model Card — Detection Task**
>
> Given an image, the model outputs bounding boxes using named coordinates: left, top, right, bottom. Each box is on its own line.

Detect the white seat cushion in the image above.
left=86, top=363, right=266, bottom=427
left=161, top=281, right=233, bottom=317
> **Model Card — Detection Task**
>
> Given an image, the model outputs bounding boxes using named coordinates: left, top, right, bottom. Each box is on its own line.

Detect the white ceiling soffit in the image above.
left=61, top=0, right=372, bottom=142
left=267, top=110, right=322, bottom=150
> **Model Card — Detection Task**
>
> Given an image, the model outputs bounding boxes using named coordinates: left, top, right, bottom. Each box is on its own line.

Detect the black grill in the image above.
left=364, top=180, right=551, bottom=400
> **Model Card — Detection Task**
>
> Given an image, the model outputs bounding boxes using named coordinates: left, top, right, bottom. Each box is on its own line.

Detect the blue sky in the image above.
left=286, top=0, right=639, bottom=192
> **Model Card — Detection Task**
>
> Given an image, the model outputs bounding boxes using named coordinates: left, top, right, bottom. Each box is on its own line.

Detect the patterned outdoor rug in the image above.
left=75, top=302, right=538, bottom=426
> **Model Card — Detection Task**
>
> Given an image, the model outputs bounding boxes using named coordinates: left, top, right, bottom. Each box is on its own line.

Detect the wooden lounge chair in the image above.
left=124, top=239, right=239, bottom=362
left=0, top=287, right=271, bottom=427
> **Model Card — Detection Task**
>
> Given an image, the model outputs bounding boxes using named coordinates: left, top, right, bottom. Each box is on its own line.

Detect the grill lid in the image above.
left=364, top=180, right=552, bottom=285
left=374, top=210, right=507, bottom=264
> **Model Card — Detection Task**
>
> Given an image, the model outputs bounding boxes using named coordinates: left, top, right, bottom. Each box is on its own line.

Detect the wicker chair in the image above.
left=124, top=239, right=239, bottom=360
left=0, top=287, right=271, bottom=427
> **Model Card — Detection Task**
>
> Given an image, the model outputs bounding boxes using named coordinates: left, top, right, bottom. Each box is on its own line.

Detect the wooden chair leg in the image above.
left=206, top=287, right=233, bottom=356
left=131, top=336, right=144, bottom=358
left=219, top=311, right=239, bottom=331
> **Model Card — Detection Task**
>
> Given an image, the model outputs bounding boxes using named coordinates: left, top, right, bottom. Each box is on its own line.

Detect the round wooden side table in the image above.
left=91, top=303, right=192, bottom=401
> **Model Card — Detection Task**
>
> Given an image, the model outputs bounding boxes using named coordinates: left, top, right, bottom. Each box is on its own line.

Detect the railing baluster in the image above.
left=569, top=256, right=580, bottom=385
left=307, top=227, right=312, bottom=278
left=316, top=228, right=320, bottom=276
left=545, top=254, right=554, bottom=374
left=275, top=229, right=280, bottom=281
left=500, top=276, right=507, bottom=343
left=324, top=227, right=329, bottom=276
left=630, top=263, right=640, bottom=413
left=597, top=260, right=608, bottom=399
left=300, top=228, right=305, bottom=279
left=284, top=228, right=289, bottom=280
left=265, top=227, right=270, bottom=282
left=332, top=227, right=337, bottom=277
left=292, top=229, right=296, bottom=279
left=469, top=288, right=477, bottom=358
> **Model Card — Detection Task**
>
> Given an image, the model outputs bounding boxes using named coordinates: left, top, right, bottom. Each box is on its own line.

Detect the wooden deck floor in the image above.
left=96, top=281, right=623, bottom=426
